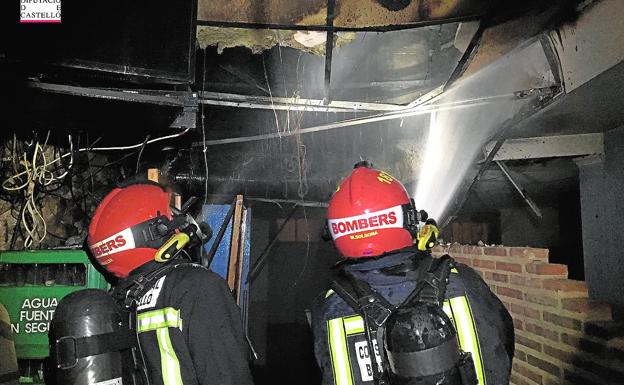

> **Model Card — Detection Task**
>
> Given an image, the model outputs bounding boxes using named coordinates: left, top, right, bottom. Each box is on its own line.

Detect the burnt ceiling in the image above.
left=0, top=0, right=598, bottom=223
left=197, top=0, right=482, bottom=27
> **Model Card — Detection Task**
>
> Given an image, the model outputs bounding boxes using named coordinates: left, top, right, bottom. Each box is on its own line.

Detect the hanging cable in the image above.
left=2, top=128, right=190, bottom=189
left=1, top=132, right=73, bottom=247
left=201, top=48, right=209, bottom=207
left=2, top=127, right=189, bottom=248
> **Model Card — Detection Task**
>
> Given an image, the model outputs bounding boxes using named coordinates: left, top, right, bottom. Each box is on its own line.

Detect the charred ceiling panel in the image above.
left=547, top=0, right=624, bottom=93
left=197, top=0, right=327, bottom=26
left=330, top=0, right=481, bottom=28
left=329, top=25, right=466, bottom=103
left=197, top=0, right=487, bottom=27
left=198, top=23, right=472, bottom=103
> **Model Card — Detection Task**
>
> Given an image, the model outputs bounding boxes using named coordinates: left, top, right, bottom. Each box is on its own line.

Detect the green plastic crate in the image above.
left=0, top=249, right=109, bottom=359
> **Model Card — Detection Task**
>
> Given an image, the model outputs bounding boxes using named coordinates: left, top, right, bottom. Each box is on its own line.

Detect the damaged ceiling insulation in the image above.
left=196, top=0, right=484, bottom=53
left=197, top=0, right=480, bottom=27
left=197, top=27, right=357, bottom=55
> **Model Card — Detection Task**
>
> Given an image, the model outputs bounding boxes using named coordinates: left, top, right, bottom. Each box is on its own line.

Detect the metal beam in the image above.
left=444, top=22, right=484, bottom=91
left=323, top=0, right=336, bottom=105
left=198, top=91, right=404, bottom=112
left=496, top=161, right=543, bottom=219
left=196, top=16, right=481, bottom=32
left=485, top=133, right=604, bottom=161
left=27, top=81, right=194, bottom=107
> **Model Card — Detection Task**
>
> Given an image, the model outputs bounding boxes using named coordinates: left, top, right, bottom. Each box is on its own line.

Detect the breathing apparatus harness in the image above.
left=51, top=196, right=212, bottom=385
left=331, top=252, right=478, bottom=385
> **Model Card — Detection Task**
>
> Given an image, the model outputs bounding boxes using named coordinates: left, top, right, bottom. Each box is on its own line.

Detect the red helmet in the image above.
left=327, top=163, right=419, bottom=258
left=88, top=183, right=183, bottom=278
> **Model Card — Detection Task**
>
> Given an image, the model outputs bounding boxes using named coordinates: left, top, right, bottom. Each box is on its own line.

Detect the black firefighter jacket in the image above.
left=127, top=261, right=254, bottom=385
left=311, top=251, right=515, bottom=385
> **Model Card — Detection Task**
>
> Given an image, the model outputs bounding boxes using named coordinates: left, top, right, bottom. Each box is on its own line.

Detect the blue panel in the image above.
left=201, top=205, right=233, bottom=280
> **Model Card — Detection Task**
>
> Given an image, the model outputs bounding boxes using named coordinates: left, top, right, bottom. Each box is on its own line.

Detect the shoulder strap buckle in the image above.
left=360, top=296, right=394, bottom=327
left=402, top=254, right=456, bottom=306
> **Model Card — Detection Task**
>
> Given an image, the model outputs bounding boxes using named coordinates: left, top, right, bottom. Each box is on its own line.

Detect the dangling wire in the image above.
left=2, top=132, right=74, bottom=248
left=135, top=134, right=151, bottom=175
left=201, top=48, right=209, bottom=207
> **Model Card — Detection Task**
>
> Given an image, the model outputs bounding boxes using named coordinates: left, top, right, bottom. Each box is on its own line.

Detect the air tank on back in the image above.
left=49, top=289, right=146, bottom=385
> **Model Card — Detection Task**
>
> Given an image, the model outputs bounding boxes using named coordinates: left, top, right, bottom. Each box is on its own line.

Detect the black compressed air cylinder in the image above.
left=384, top=302, right=461, bottom=385
left=49, top=289, right=134, bottom=385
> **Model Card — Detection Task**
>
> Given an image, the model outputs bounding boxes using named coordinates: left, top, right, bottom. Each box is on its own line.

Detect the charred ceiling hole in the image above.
left=196, top=27, right=357, bottom=55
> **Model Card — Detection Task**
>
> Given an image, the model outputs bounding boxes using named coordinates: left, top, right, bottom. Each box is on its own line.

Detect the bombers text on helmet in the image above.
left=88, top=183, right=186, bottom=278
left=327, top=163, right=419, bottom=258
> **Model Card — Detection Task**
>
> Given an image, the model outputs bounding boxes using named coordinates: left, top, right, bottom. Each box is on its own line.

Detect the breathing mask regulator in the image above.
left=152, top=196, right=213, bottom=264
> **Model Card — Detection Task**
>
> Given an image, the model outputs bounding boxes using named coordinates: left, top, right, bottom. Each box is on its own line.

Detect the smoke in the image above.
left=414, top=38, right=557, bottom=222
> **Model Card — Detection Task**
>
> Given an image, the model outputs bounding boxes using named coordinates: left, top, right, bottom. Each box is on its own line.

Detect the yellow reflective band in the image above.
left=448, top=296, right=486, bottom=385
left=328, top=318, right=354, bottom=385
left=157, top=327, right=183, bottom=385
left=343, top=316, right=364, bottom=335
left=451, top=267, right=459, bottom=274
left=138, top=307, right=183, bottom=333
left=326, top=289, right=335, bottom=298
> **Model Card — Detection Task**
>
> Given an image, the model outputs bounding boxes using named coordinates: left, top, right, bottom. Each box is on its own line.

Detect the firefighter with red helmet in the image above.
left=85, top=181, right=254, bottom=385
left=311, top=162, right=514, bottom=385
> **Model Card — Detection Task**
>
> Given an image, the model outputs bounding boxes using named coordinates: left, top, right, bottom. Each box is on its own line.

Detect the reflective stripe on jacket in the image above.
left=132, top=263, right=254, bottom=385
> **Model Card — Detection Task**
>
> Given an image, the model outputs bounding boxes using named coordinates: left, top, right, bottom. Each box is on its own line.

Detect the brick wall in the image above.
left=432, top=244, right=624, bottom=385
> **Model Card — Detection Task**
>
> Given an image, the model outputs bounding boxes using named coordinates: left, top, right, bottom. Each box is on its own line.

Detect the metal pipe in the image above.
left=198, top=91, right=408, bottom=112
left=193, top=87, right=558, bottom=147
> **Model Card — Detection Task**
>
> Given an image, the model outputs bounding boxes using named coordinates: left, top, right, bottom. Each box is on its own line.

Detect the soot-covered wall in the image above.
left=576, top=125, right=624, bottom=312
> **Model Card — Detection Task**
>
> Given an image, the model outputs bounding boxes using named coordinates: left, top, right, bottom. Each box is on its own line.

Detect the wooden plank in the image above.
left=227, top=195, right=245, bottom=294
